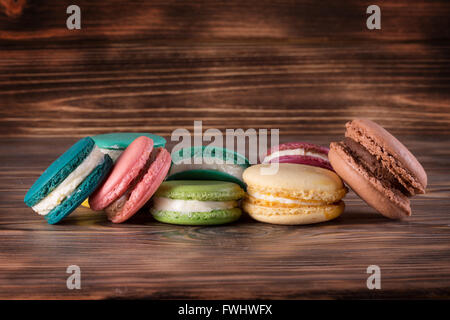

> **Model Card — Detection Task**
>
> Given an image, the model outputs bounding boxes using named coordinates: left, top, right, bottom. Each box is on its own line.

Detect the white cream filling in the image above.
left=169, top=162, right=245, bottom=180
left=99, top=148, right=123, bottom=163
left=248, top=191, right=322, bottom=206
left=263, top=149, right=329, bottom=163
left=32, top=146, right=104, bottom=215
left=152, top=197, right=236, bottom=213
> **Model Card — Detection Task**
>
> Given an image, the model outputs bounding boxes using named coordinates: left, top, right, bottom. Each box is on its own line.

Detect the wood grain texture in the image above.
left=0, top=0, right=449, bottom=299
left=0, top=1, right=449, bottom=137
left=0, top=135, right=449, bottom=299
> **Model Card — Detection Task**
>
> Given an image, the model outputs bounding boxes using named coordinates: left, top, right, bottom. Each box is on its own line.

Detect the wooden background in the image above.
left=0, top=0, right=449, bottom=137
left=0, top=0, right=449, bottom=299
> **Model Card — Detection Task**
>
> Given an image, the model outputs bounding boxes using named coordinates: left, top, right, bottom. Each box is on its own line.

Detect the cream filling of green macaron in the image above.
left=152, top=197, right=237, bottom=213
left=248, top=191, right=323, bottom=206
left=32, top=146, right=105, bottom=215
left=263, top=149, right=329, bottom=163
left=169, top=162, right=245, bottom=180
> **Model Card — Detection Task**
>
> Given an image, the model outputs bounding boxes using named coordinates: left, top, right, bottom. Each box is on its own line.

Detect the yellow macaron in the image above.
left=81, top=198, right=90, bottom=208
left=242, top=163, right=347, bottom=225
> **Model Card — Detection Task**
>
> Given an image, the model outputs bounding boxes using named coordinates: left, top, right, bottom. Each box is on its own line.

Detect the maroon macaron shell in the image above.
left=264, top=142, right=333, bottom=171
left=329, top=119, right=427, bottom=219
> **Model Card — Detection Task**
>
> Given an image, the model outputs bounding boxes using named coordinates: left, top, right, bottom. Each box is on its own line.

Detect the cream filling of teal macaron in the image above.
left=152, top=197, right=237, bottom=213
left=32, top=146, right=105, bottom=215
left=99, top=148, right=123, bottom=163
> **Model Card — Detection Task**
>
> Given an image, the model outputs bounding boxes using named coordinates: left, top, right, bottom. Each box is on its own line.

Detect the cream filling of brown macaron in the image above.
left=340, top=138, right=409, bottom=197
left=345, top=120, right=425, bottom=195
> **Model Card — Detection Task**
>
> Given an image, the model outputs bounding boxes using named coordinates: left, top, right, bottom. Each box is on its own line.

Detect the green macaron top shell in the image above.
left=24, top=137, right=95, bottom=207
left=171, top=146, right=250, bottom=168
left=92, top=133, right=166, bottom=150
left=155, top=180, right=245, bottom=201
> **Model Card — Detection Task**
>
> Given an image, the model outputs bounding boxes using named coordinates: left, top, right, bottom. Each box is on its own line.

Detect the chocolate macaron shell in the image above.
left=346, top=119, right=427, bottom=195
left=329, top=142, right=411, bottom=219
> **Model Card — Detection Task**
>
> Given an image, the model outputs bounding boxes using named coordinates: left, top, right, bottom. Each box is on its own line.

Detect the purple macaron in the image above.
left=263, top=142, right=333, bottom=171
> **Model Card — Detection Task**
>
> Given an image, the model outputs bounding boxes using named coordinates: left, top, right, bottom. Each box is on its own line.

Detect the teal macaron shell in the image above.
left=170, top=145, right=249, bottom=167
left=24, top=137, right=95, bottom=207
left=166, top=170, right=248, bottom=189
left=154, top=180, right=245, bottom=201
left=92, top=133, right=166, bottom=150
left=167, top=146, right=250, bottom=189
left=152, top=208, right=242, bottom=226
left=45, top=155, right=113, bottom=224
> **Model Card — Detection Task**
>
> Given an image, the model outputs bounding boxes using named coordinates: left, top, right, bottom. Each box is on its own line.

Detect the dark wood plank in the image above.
left=0, top=136, right=449, bottom=299
left=1, top=42, right=449, bottom=137
left=1, top=0, right=449, bottom=42
left=0, top=1, right=449, bottom=137
left=0, top=0, right=449, bottom=299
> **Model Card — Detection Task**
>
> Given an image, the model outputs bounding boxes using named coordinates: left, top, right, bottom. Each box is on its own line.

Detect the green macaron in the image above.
left=150, top=180, right=245, bottom=225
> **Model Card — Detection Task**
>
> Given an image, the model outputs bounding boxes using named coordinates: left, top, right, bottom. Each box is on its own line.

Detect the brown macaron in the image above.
left=329, top=119, right=427, bottom=219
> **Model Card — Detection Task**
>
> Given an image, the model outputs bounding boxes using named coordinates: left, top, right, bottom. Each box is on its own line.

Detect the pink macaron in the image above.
left=263, top=142, right=333, bottom=171
left=89, top=136, right=171, bottom=223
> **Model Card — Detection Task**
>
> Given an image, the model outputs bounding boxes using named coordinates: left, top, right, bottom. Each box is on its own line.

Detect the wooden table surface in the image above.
left=0, top=135, right=449, bottom=299
left=0, top=0, right=449, bottom=299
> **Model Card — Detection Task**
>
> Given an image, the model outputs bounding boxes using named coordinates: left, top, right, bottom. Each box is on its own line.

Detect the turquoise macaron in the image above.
left=24, top=137, right=112, bottom=224
left=166, top=146, right=250, bottom=189
left=150, top=180, right=245, bottom=225
left=92, top=132, right=166, bottom=162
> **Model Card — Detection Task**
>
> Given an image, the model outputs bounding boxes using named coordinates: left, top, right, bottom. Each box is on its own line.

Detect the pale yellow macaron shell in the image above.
left=243, top=200, right=344, bottom=225
left=242, top=163, right=347, bottom=225
left=243, top=163, right=347, bottom=203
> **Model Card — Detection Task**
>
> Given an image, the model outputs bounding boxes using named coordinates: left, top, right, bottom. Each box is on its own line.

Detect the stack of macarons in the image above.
left=89, top=136, right=171, bottom=223
left=244, top=142, right=347, bottom=225
left=24, top=119, right=427, bottom=226
left=81, top=132, right=166, bottom=207
left=25, top=133, right=171, bottom=224
left=151, top=145, right=249, bottom=225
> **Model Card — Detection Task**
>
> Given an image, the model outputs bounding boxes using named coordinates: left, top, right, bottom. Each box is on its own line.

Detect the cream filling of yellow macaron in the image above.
left=32, top=146, right=104, bottom=215
left=152, top=197, right=237, bottom=213
left=263, top=149, right=329, bottom=163
left=248, top=191, right=323, bottom=206
left=169, top=162, right=245, bottom=180
left=99, top=148, right=123, bottom=163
